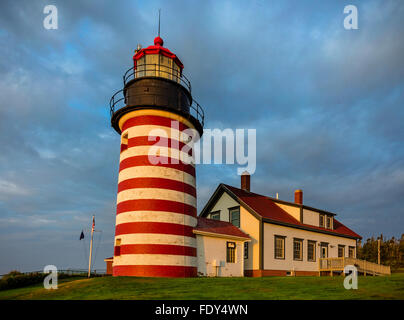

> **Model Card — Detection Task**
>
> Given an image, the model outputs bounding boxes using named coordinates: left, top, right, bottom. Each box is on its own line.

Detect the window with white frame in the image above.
left=338, top=245, right=345, bottom=258
left=293, top=238, right=303, bottom=261
left=229, top=207, right=240, bottom=228
left=349, top=246, right=355, bottom=258
left=319, top=214, right=325, bottom=227
left=307, top=240, right=316, bottom=262
left=226, top=242, right=236, bottom=263
left=275, top=235, right=285, bottom=259
left=326, top=216, right=332, bottom=229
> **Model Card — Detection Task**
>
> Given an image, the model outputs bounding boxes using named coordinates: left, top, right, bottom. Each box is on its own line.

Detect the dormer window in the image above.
left=320, top=214, right=332, bottom=229
left=326, top=216, right=332, bottom=229
left=319, top=214, right=325, bottom=227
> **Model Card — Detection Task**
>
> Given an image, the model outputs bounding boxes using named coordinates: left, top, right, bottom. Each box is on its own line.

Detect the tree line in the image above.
left=357, top=234, right=404, bottom=270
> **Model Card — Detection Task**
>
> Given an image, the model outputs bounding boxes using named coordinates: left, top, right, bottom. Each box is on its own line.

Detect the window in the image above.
left=349, top=246, right=355, bottom=258
left=226, top=242, right=236, bottom=263
left=114, top=238, right=121, bottom=256
left=244, top=242, right=248, bottom=259
left=275, top=236, right=285, bottom=259
left=319, top=214, right=325, bottom=227
left=293, top=239, right=303, bottom=261
left=120, top=132, right=128, bottom=153
left=326, top=216, right=332, bottom=229
left=210, top=211, right=220, bottom=220
left=229, top=207, right=240, bottom=228
left=338, top=245, right=345, bottom=258
left=307, top=240, right=316, bottom=262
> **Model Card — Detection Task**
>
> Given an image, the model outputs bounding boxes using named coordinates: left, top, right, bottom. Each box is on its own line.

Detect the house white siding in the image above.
left=263, top=223, right=357, bottom=272
left=208, top=192, right=239, bottom=222
left=196, top=234, right=245, bottom=277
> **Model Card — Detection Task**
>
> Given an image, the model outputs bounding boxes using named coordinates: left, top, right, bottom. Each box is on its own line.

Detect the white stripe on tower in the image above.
left=115, top=234, right=196, bottom=247
left=118, top=166, right=196, bottom=186
left=120, top=146, right=194, bottom=164
left=116, top=211, right=197, bottom=226
left=116, top=188, right=196, bottom=207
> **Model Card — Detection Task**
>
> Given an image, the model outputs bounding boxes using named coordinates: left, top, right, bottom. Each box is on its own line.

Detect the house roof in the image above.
left=193, top=217, right=251, bottom=240
left=200, top=184, right=361, bottom=240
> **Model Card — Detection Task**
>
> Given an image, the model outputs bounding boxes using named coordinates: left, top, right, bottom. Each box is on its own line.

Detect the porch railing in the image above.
left=319, top=257, right=391, bottom=275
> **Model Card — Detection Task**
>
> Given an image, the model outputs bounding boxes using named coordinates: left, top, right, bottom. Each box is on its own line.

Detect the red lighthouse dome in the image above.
left=132, top=36, right=184, bottom=72
left=154, top=36, right=164, bottom=46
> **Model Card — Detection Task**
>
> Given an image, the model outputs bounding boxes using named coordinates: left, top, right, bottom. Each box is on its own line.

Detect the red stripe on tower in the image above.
left=122, top=115, right=191, bottom=132
left=113, top=265, right=197, bottom=278
left=116, top=199, right=197, bottom=216
left=118, top=177, right=196, bottom=197
left=115, top=222, right=195, bottom=237
left=119, top=155, right=196, bottom=177
left=118, top=244, right=197, bottom=256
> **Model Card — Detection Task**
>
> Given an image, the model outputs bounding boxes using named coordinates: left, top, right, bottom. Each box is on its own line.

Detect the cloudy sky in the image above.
left=0, top=0, right=403, bottom=274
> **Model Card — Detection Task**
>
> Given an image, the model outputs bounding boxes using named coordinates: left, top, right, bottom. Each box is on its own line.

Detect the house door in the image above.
left=321, top=245, right=328, bottom=258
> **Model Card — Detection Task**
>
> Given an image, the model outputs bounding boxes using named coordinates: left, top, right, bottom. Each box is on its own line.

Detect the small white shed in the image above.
left=194, top=217, right=251, bottom=277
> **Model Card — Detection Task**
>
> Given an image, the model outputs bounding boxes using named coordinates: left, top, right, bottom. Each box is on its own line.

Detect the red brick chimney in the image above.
left=241, top=171, right=250, bottom=192
left=294, top=189, right=303, bottom=205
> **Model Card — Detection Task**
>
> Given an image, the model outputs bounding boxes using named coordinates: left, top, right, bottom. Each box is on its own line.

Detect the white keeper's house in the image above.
left=196, top=173, right=362, bottom=277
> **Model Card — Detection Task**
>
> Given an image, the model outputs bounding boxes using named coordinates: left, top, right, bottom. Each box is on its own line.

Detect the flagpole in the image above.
left=87, top=215, right=95, bottom=278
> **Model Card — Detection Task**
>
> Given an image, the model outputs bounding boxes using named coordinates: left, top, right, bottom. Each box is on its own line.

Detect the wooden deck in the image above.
left=319, top=257, right=391, bottom=276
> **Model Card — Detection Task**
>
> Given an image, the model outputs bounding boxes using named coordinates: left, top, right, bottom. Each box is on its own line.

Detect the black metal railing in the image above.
left=123, top=63, right=192, bottom=93
left=109, top=89, right=124, bottom=116
left=110, top=63, right=204, bottom=127
left=190, top=99, right=205, bottom=127
left=109, top=89, right=204, bottom=127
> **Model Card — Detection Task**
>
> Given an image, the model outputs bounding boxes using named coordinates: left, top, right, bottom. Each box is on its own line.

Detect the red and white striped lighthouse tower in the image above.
left=109, top=35, right=204, bottom=277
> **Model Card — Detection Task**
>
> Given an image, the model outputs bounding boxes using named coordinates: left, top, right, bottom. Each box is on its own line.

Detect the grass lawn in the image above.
left=0, top=274, right=403, bottom=300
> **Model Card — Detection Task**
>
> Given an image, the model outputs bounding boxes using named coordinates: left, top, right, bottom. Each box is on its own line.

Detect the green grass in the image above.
left=1, top=274, right=403, bottom=300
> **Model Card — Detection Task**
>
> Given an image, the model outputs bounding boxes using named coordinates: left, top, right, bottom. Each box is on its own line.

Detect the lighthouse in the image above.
left=109, top=35, right=204, bottom=277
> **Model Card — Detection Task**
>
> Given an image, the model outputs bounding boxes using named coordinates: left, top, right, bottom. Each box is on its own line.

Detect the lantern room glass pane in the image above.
left=136, top=54, right=181, bottom=83
left=136, top=56, right=146, bottom=78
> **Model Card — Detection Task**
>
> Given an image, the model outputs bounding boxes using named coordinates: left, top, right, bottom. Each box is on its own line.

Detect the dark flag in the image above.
left=80, top=230, right=84, bottom=240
